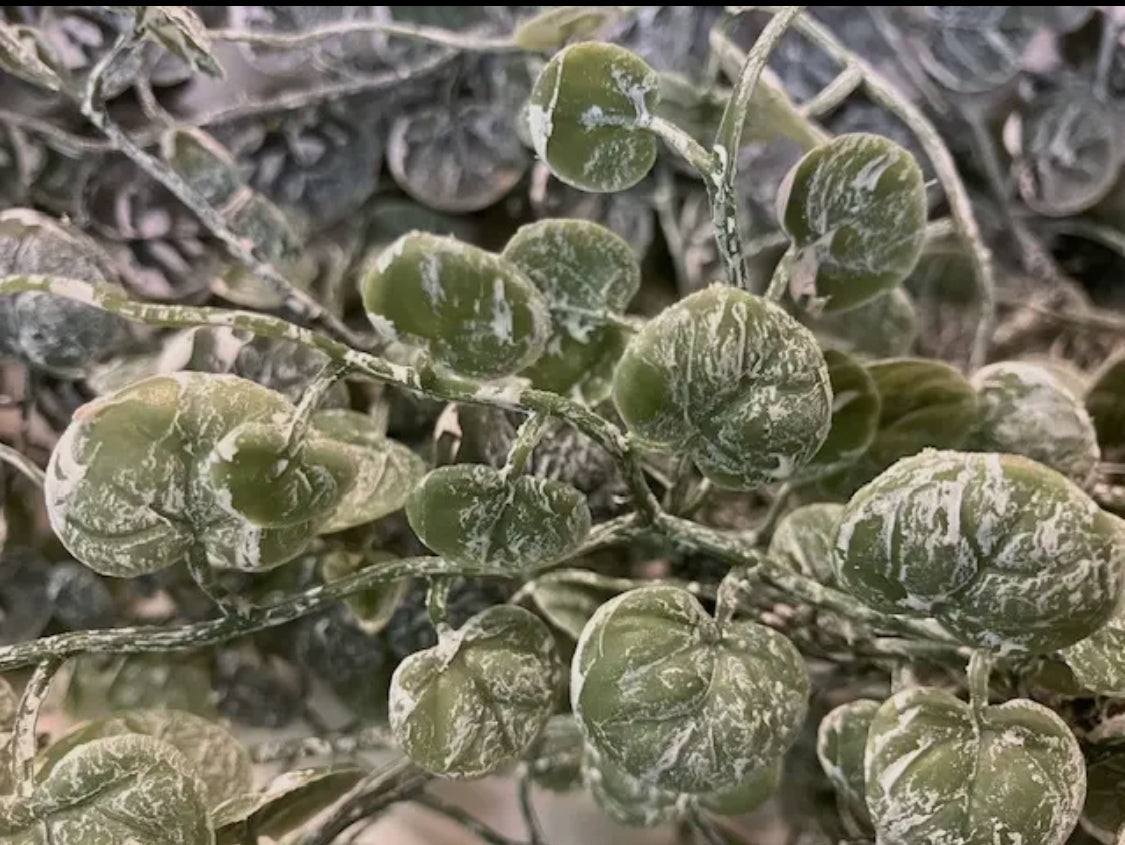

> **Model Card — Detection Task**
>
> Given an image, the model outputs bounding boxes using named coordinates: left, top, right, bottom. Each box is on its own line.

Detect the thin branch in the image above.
left=12, top=657, right=62, bottom=796
left=770, top=8, right=997, bottom=368
left=641, top=116, right=715, bottom=177
left=209, top=20, right=519, bottom=53
left=800, top=64, right=863, bottom=117
left=996, top=296, right=1125, bottom=334
left=518, top=776, right=546, bottom=845
left=249, top=725, right=394, bottom=764
left=712, top=6, right=805, bottom=290
left=0, top=443, right=45, bottom=488
left=503, top=413, right=552, bottom=478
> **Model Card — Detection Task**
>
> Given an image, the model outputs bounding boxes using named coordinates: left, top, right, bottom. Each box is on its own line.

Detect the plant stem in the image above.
left=968, top=650, right=993, bottom=717
left=641, top=116, right=715, bottom=178
left=249, top=725, right=394, bottom=764
left=711, top=6, right=805, bottom=290
left=0, top=556, right=507, bottom=673
left=12, top=657, right=62, bottom=796
left=285, top=360, right=350, bottom=449
left=771, top=8, right=996, bottom=368
left=503, top=413, right=551, bottom=477
left=426, top=578, right=453, bottom=634
left=518, top=776, right=546, bottom=845
left=800, top=64, right=863, bottom=117
left=0, top=443, right=45, bottom=488
left=413, top=794, right=528, bottom=845
left=187, top=544, right=251, bottom=618
left=763, top=247, right=796, bottom=302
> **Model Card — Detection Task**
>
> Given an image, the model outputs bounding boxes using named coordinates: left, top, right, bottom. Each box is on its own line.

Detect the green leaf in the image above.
left=407, top=464, right=591, bottom=574
left=583, top=744, right=679, bottom=828
left=361, top=232, right=550, bottom=379
left=0, top=209, right=126, bottom=377
left=768, top=503, right=843, bottom=586
left=1087, top=350, right=1125, bottom=463
left=37, top=710, right=251, bottom=813
left=833, top=449, right=1125, bottom=653
left=969, top=361, right=1100, bottom=485
left=1081, top=747, right=1125, bottom=842
left=613, top=285, right=832, bottom=489
left=514, top=7, right=622, bottom=51
left=522, top=569, right=624, bottom=641
left=806, top=287, right=919, bottom=359
left=528, top=42, right=659, bottom=193
left=46, top=372, right=354, bottom=576
left=134, top=6, right=222, bottom=77
left=816, top=699, right=879, bottom=831
left=64, top=654, right=216, bottom=720
left=865, top=688, right=1085, bottom=845
left=320, top=550, right=407, bottom=633
left=1015, top=90, right=1121, bottom=216
left=0, top=677, right=15, bottom=729
left=388, top=104, right=529, bottom=214
left=573, top=586, right=809, bottom=794
left=390, top=604, right=560, bottom=778
left=503, top=218, right=640, bottom=400
left=161, top=128, right=243, bottom=206
left=523, top=715, right=585, bottom=793
left=799, top=348, right=880, bottom=480
left=0, top=677, right=15, bottom=795
left=1062, top=605, right=1125, bottom=696
left=0, top=735, right=213, bottom=845
left=212, top=766, right=364, bottom=841
left=0, top=22, right=63, bottom=91
left=311, top=409, right=426, bottom=532
left=778, top=133, right=927, bottom=314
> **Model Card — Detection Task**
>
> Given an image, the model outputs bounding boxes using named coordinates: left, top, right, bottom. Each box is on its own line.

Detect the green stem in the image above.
left=517, top=776, right=546, bottom=845
left=968, top=650, right=993, bottom=716
left=426, top=578, right=453, bottom=634
left=0, top=556, right=507, bottom=673
left=0, top=443, right=45, bottom=488
left=710, top=6, right=805, bottom=290
left=413, top=794, right=528, bottom=845
left=12, top=657, right=62, bottom=796
left=503, top=413, right=551, bottom=478
left=285, top=360, right=350, bottom=450
left=641, top=116, right=715, bottom=177
left=187, top=545, right=252, bottom=619
left=763, top=246, right=796, bottom=302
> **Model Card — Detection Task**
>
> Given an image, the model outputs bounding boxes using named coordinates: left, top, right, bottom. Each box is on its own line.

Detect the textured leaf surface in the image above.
left=362, top=232, right=550, bottom=379
left=528, top=42, right=659, bottom=192
left=320, top=550, right=407, bottom=633
left=390, top=604, right=560, bottom=778
left=503, top=218, right=639, bottom=399
left=799, top=348, right=879, bottom=480
left=768, top=502, right=843, bottom=585
left=613, top=285, right=832, bottom=489
left=0, top=735, right=213, bottom=845
left=212, top=766, right=364, bottom=839
left=970, top=361, right=1100, bottom=485
left=1087, top=350, right=1125, bottom=463
left=572, top=586, right=809, bottom=794
left=46, top=372, right=353, bottom=576
left=865, top=688, right=1085, bottom=845
left=407, top=464, right=591, bottom=573
left=817, top=698, right=879, bottom=829
left=778, top=134, right=926, bottom=313
left=809, top=287, right=919, bottom=359
left=312, top=410, right=426, bottom=532
left=37, top=710, right=251, bottom=813
left=1081, top=747, right=1125, bottom=841
left=1062, top=604, right=1125, bottom=696
left=833, top=449, right=1125, bottom=653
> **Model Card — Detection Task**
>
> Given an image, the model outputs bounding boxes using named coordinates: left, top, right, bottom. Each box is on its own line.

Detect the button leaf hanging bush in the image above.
left=833, top=449, right=1125, bottom=653
left=613, top=286, right=833, bottom=488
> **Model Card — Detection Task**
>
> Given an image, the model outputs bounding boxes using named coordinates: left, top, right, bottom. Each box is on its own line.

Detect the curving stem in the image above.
left=11, top=657, right=62, bottom=796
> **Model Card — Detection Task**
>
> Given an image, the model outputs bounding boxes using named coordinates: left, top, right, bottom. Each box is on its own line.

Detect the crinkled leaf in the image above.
left=768, top=502, right=843, bottom=586
left=407, top=464, right=591, bottom=574
left=0, top=735, right=212, bottom=845
left=212, top=766, right=364, bottom=840
left=0, top=22, right=63, bottom=91
left=522, top=569, right=625, bottom=640
left=390, top=604, right=560, bottom=778
left=133, top=6, right=222, bottom=77
left=388, top=104, right=529, bottom=214
left=528, top=42, right=659, bottom=193
left=320, top=550, right=407, bottom=633
left=816, top=699, right=879, bottom=831
left=866, top=688, right=1085, bottom=845
left=514, top=7, right=622, bottom=51
left=969, top=361, right=1099, bottom=485
left=904, top=7, right=1036, bottom=94
left=834, top=449, right=1125, bottom=653
left=582, top=744, right=679, bottom=828
left=778, top=133, right=927, bottom=314
left=613, top=285, right=832, bottom=489
left=798, top=348, right=879, bottom=480
left=311, top=409, right=425, bottom=533
left=37, top=710, right=251, bottom=813
left=46, top=372, right=354, bottom=576
left=362, top=232, right=550, bottom=379
left=503, top=218, right=639, bottom=398
left=572, top=586, right=809, bottom=794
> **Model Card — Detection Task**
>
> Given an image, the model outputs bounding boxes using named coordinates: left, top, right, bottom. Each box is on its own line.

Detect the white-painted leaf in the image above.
left=212, top=765, right=364, bottom=839
left=134, top=6, right=222, bottom=77
left=768, top=502, right=843, bottom=586
left=816, top=698, right=879, bottom=830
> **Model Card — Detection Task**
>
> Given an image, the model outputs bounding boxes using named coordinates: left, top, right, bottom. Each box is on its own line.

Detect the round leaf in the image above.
left=572, top=585, right=809, bottom=794
left=817, top=698, right=879, bottom=830
left=807, top=287, right=919, bottom=359
left=1081, top=747, right=1125, bottom=842
left=514, top=7, right=621, bottom=51
left=523, top=569, right=625, bottom=641
left=388, top=103, right=529, bottom=213
left=1062, top=605, right=1125, bottom=696
left=320, top=550, right=407, bottom=634
left=361, top=231, right=550, bottom=379
left=0, top=735, right=212, bottom=845
left=970, top=361, right=1100, bottom=485
left=768, top=502, right=843, bottom=586
left=311, top=409, right=426, bottom=533
left=613, top=285, right=832, bottom=489
left=528, top=42, right=659, bottom=193
left=799, top=348, right=880, bottom=480
left=906, top=7, right=1036, bottom=94
left=833, top=449, right=1125, bottom=653
left=523, top=715, right=585, bottom=793
left=63, top=654, right=216, bottom=720
left=1087, top=350, right=1125, bottom=463
left=503, top=218, right=639, bottom=399
left=37, top=709, right=251, bottom=813
left=46, top=372, right=353, bottom=576
left=865, top=688, right=1085, bottom=845
left=777, top=133, right=927, bottom=314
left=389, top=604, right=560, bottom=778
left=407, top=464, right=591, bottom=573
left=583, top=743, right=679, bottom=828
